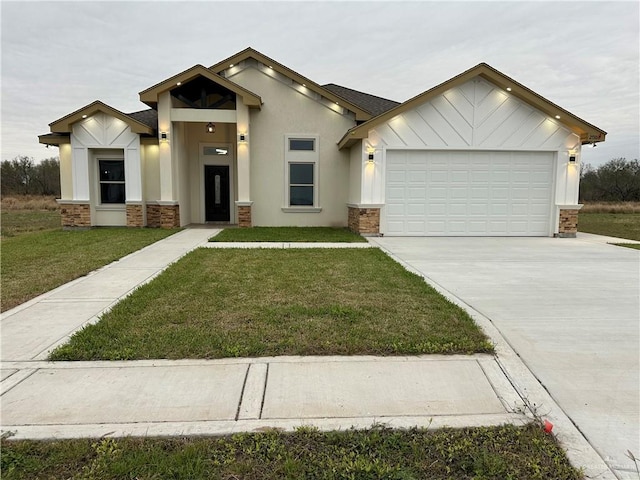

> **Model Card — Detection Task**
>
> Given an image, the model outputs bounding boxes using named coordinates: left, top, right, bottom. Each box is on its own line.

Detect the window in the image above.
left=99, top=159, right=125, bottom=204
left=289, top=163, right=314, bottom=205
left=289, top=138, right=315, bottom=151
left=285, top=135, right=319, bottom=209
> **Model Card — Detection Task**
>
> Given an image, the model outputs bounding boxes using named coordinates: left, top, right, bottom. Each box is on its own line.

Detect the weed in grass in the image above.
left=1, top=424, right=582, bottom=479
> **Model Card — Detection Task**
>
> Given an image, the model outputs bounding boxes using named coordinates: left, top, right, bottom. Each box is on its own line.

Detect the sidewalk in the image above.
left=0, top=228, right=617, bottom=479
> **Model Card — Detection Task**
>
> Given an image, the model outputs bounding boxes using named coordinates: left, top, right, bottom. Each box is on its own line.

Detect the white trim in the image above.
left=170, top=108, right=237, bottom=123
left=557, top=204, right=584, bottom=210
left=281, top=207, right=322, bottom=213
left=283, top=134, right=319, bottom=209
left=95, top=153, right=125, bottom=207
left=347, top=203, right=383, bottom=209
left=199, top=142, right=234, bottom=223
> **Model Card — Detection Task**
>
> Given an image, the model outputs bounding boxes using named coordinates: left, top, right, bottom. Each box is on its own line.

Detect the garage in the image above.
left=384, top=150, right=554, bottom=236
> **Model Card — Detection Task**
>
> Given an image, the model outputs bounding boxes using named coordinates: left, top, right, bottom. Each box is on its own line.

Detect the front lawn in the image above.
left=50, top=248, right=492, bottom=360
left=1, top=424, right=582, bottom=480
left=578, top=212, right=640, bottom=241
left=211, top=226, right=367, bottom=242
left=1, top=228, right=179, bottom=312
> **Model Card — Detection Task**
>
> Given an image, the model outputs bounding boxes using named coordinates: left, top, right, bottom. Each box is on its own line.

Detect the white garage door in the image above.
left=384, top=150, right=554, bottom=236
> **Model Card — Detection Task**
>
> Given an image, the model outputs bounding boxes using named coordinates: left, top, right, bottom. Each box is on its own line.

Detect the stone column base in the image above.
left=126, top=204, right=144, bottom=227
left=558, top=208, right=579, bottom=238
left=59, top=203, right=91, bottom=228
left=238, top=205, right=252, bottom=228
left=147, top=204, right=180, bottom=228
left=348, top=206, right=380, bottom=235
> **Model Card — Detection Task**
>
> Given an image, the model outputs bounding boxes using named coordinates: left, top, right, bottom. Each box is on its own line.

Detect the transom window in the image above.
left=99, top=160, right=125, bottom=204
left=289, top=138, right=315, bottom=151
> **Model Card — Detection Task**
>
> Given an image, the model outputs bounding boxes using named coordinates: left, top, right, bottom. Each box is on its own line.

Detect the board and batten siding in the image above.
left=357, top=77, right=582, bottom=223
left=69, top=112, right=142, bottom=226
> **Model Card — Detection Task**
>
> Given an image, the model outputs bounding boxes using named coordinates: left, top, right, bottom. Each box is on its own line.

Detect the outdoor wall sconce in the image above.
left=206, top=122, right=216, bottom=134
left=569, top=155, right=577, bottom=163
left=238, top=133, right=247, bottom=142
left=367, top=153, right=375, bottom=162
left=160, top=132, right=168, bottom=142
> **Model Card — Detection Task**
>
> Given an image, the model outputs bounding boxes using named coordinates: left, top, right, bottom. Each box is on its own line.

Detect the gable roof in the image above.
left=338, top=62, right=607, bottom=149
left=322, top=84, right=400, bottom=116
left=210, top=47, right=374, bottom=122
left=127, top=108, right=158, bottom=129
left=48, top=100, right=154, bottom=135
left=139, top=64, right=262, bottom=109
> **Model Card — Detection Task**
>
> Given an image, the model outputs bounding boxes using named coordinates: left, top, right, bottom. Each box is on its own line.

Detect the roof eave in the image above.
left=211, top=48, right=372, bottom=121
left=49, top=100, right=154, bottom=135
left=338, top=63, right=606, bottom=149
left=139, top=64, right=262, bottom=109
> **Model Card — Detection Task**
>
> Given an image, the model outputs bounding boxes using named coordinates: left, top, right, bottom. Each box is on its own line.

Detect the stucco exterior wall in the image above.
left=142, top=144, right=161, bottom=202
left=58, top=143, right=73, bottom=200
left=348, top=140, right=362, bottom=205
left=227, top=66, right=355, bottom=227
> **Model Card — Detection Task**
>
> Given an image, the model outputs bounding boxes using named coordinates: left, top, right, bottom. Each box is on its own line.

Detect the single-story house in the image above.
left=39, top=47, right=606, bottom=237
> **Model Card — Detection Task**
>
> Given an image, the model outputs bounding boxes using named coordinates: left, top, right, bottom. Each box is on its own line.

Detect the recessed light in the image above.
left=335, top=102, right=339, bottom=105
left=302, top=83, right=306, bottom=87
left=176, top=81, right=181, bottom=86
left=506, top=87, right=512, bottom=92
left=229, top=64, right=234, bottom=67
left=82, top=114, right=87, bottom=119
left=268, top=66, right=273, bottom=69
left=555, top=115, right=561, bottom=119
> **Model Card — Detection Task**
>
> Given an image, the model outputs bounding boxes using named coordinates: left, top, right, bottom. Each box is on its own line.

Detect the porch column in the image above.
left=236, top=102, right=252, bottom=227
left=155, top=91, right=180, bottom=228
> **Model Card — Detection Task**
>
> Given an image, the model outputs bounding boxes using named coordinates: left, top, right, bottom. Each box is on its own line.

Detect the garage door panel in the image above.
left=384, top=150, right=553, bottom=236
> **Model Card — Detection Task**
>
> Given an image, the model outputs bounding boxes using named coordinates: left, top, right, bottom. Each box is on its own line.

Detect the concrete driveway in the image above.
left=371, top=235, right=639, bottom=479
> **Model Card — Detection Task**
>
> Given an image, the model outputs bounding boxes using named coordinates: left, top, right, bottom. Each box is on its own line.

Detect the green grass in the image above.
left=578, top=212, right=640, bottom=241
left=211, top=226, right=367, bottom=242
left=1, top=227, right=179, bottom=312
left=613, top=243, right=640, bottom=250
left=50, top=248, right=492, bottom=360
left=1, top=209, right=61, bottom=237
left=1, top=424, right=582, bottom=480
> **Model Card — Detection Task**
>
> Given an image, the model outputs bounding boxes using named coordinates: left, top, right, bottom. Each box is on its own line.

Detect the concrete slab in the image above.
left=262, top=359, right=505, bottom=419
left=1, top=370, right=17, bottom=382
left=373, top=236, right=639, bottom=475
left=47, top=268, right=157, bottom=300
left=1, top=301, right=112, bottom=360
left=1, top=364, right=248, bottom=425
left=204, top=242, right=372, bottom=249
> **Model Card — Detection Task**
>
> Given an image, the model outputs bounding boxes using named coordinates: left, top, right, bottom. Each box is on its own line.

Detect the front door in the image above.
left=205, top=165, right=230, bottom=222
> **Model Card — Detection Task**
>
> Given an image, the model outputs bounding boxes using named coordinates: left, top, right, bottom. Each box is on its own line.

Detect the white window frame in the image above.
left=283, top=134, right=320, bottom=211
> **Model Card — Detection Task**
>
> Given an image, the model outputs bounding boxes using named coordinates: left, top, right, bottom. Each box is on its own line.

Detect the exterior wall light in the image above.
left=569, top=155, right=577, bottom=163
left=160, top=132, right=168, bottom=142
left=206, top=122, right=215, bottom=134
left=238, top=133, right=247, bottom=143
left=367, top=153, right=375, bottom=162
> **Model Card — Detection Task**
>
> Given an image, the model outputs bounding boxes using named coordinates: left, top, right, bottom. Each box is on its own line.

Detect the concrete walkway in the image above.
left=0, top=229, right=622, bottom=479
left=371, top=234, right=639, bottom=480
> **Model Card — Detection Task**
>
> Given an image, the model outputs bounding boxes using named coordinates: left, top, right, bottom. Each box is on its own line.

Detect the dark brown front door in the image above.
left=205, top=165, right=230, bottom=222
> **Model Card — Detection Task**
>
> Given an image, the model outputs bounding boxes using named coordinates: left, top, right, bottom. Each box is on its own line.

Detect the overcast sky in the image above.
left=1, top=1, right=638, bottom=166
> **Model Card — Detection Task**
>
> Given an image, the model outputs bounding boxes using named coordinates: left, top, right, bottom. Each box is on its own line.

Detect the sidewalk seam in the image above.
left=235, top=364, right=251, bottom=421
left=258, top=363, right=270, bottom=420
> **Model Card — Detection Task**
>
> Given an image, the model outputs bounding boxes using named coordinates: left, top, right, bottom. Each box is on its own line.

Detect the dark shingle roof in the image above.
left=127, top=109, right=158, bottom=130
left=322, top=84, right=400, bottom=117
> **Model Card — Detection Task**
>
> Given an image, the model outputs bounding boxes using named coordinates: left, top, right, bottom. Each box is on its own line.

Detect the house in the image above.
left=39, top=47, right=606, bottom=237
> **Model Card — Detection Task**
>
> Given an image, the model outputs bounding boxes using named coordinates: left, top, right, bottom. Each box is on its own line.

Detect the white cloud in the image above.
left=1, top=1, right=637, bottom=165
